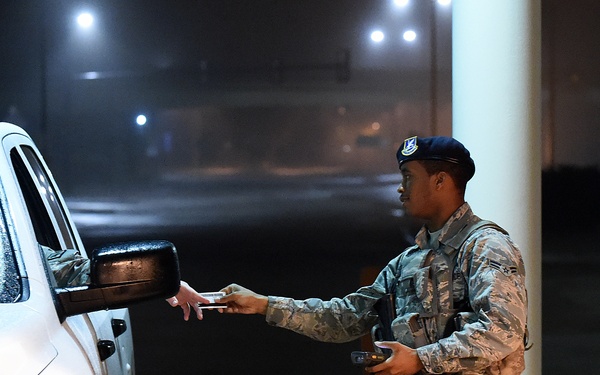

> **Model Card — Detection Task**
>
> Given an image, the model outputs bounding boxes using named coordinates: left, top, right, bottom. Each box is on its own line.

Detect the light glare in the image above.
left=403, top=30, right=417, bottom=42
left=136, top=115, right=147, bottom=126
left=393, top=0, right=409, bottom=6
left=77, top=13, right=94, bottom=28
left=371, top=30, right=385, bottom=43
left=437, top=0, right=451, bottom=5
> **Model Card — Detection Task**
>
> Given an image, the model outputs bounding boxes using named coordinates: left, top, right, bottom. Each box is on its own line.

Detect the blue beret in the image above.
left=396, top=136, right=475, bottom=180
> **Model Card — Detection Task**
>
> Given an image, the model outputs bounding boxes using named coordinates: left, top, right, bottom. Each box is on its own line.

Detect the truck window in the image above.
left=0, top=194, right=22, bottom=303
left=10, top=147, right=77, bottom=251
left=10, top=146, right=89, bottom=290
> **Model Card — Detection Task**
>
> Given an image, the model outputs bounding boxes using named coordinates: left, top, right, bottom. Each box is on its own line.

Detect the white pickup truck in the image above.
left=0, top=122, right=181, bottom=374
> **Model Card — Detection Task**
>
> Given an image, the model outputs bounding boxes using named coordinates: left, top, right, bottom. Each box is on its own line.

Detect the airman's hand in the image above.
left=218, top=283, right=268, bottom=315
left=365, top=341, right=424, bottom=375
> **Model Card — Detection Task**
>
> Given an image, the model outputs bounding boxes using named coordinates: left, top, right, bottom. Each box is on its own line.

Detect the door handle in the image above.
left=112, top=318, right=128, bottom=338
left=97, top=340, right=116, bottom=361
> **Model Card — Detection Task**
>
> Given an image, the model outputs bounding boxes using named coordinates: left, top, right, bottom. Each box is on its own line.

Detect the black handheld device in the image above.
left=350, top=351, right=389, bottom=367
left=372, top=271, right=397, bottom=355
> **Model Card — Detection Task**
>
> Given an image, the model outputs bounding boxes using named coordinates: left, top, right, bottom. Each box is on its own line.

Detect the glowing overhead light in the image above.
left=77, top=12, right=94, bottom=28
left=82, top=71, right=100, bottom=80
left=136, top=115, right=147, bottom=126
left=371, top=30, right=385, bottom=43
left=403, top=30, right=417, bottom=42
left=393, top=0, right=409, bottom=6
left=437, top=0, right=451, bottom=6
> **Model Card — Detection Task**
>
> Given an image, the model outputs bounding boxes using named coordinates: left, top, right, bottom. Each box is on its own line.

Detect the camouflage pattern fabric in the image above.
left=42, top=246, right=91, bottom=288
left=265, top=203, right=528, bottom=374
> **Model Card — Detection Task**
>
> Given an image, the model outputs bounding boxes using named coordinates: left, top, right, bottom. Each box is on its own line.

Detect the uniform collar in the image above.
left=415, top=202, right=479, bottom=255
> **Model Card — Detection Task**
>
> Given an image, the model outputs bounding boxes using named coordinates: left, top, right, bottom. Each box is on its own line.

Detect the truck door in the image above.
left=6, top=135, right=133, bottom=375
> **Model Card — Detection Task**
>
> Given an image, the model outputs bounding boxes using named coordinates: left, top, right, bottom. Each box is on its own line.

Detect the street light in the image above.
left=403, top=30, right=417, bottom=42
left=136, top=115, right=148, bottom=127
left=76, top=12, right=94, bottom=29
left=381, top=0, right=450, bottom=136
left=429, top=0, right=450, bottom=136
left=39, top=9, right=97, bottom=156
left=371, top=30, right=385, bottom=43
left=393, top=0, right=410, bottom=7
left=430, top=0, right=438, bottom=135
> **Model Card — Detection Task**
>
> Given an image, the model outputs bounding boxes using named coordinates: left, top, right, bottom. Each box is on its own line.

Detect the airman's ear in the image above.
left=435, top=172, right=447, bottom=188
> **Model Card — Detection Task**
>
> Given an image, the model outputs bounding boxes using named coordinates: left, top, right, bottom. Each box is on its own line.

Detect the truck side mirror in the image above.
left=55, top=240, right=180, bottom=319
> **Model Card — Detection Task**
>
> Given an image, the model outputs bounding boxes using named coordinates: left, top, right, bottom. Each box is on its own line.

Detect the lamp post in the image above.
left=39, top=9, right=95, bottom=152
left=429, top=0, right=438, bottom=136
left=392, top=0, right=449, bottom=136
left=39, top=6, right=48, bottom=153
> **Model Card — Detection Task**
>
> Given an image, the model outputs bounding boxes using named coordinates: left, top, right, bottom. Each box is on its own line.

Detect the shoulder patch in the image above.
left=487, top=258, right=518, bottom=277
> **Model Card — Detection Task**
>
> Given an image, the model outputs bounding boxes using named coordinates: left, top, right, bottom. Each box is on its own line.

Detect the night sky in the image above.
left=0, top=0, right=598, bottom=173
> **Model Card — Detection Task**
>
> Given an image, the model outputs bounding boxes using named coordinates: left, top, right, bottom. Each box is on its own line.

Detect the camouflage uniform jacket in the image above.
left=42, top=246, right=90, bottom=288
left=265, top=203, right=528, bottom=374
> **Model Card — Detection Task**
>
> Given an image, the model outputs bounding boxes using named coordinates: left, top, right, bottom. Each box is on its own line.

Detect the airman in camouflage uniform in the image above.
left=219, top=136, right=528, bottom=375
left=42, top=246, right=90, bottom=288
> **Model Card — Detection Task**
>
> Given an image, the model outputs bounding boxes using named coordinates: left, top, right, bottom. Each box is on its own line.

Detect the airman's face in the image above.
left=398, top=161, right=438, bottom=220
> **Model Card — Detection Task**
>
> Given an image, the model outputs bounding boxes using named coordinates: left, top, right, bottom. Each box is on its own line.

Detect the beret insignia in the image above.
left=401, top=136, right=419, bottom=156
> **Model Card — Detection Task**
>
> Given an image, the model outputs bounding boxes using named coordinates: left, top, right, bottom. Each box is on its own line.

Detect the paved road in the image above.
left=66, top=174, right=599, bottom=374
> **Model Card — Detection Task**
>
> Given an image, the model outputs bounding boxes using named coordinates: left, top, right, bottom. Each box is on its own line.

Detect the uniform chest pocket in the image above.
left=396, top=268, right=435, bottom=316
left=413, top=266, right=434, bottom=315
left=395, top=249, right=434, bottom=315
left=396, top=249, right=452, bottom=317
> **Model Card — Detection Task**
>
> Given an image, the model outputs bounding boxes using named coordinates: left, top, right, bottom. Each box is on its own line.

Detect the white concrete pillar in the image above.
left=452, top=1, right=542, bottom=374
